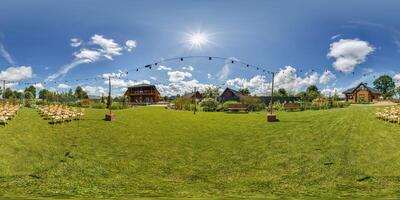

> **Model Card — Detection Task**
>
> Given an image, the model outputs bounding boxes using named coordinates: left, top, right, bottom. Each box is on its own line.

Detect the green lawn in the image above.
left=1, top=106, right=400, bottom=199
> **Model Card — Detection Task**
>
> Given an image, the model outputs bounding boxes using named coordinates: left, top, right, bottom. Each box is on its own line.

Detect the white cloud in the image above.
left=125, top=40, right=137, bottom=52
left=91, top=34, right=123, bottom=60
left=168, top=71, right=192, bottom=82
left=47, top=34, right=127, bottom=81
left=274, top=66, right=319, bottom=93
left=70, top=38, right=82, bottom=47
left=104, top=79, right=150, bottom=88
left=82, top=85, right=106, bottom=95
left=319, top=70, right=336, bottom=84
left=182, top=65, right=194, bottom=71
left=394, top=73, right=400, bottom=86
left=0, top=66, right=33, bottom=81
left=217, top=57, right=239, bottom=80
left=150, top=76, right=157, bottom=81
left=0, top=43, right=15, bottom=65
left=57, top=83, right=71, bottom=89
left=327, top=39, right=375, bottom=73
left=321, top=88, right=345, bottom=98
left=226, top=66, right=322, bottom=95
left=101, top=70, right=127, bottom=79
left=226, top=75, right=271, bottom=96
left=207, top=73, right=212, bottom=79
left=157, top=79, right=214, bottom=96
left=157, top=65, right=172, bottom=71
left=33, top=83, right=45, bottom=90
left=330, top=34, right=342, bottom=40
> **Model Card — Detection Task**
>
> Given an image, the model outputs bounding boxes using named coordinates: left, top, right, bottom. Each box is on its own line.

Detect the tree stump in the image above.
left=267, top=114, right=277, bottom=122
left=105, top=113, right=115, bottom=121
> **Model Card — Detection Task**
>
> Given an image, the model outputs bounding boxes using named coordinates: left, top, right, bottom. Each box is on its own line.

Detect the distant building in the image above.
left=343, top=82, right=381, bottom=103
left=218, top=88, right=244, bottom=103
left=124, top=84, right=160, bottom=104
left=182, top=91, right=203, bottom=101
left=88, top=95, right=102, bottom=103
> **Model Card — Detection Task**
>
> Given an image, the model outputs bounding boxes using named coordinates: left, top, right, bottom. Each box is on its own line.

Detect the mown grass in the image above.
left=0, top=106, right=400, bottom=199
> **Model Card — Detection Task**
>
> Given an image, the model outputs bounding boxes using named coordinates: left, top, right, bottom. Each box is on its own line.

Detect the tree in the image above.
left=276, top=88, right=288, bottom=97
left=39, top=89, right=50, bottom=101
left=4, top=88, right=14, bottom=99
left=74, top=86, right=88, bottom=99
left=396, top=86, right=400, bottom=100
left=25, top=85, right=36, bottom=98
left=24, top=91, right=34, bottom=99
left=373, top=75, right=395, bottom=99
left=200, top=98, right=219, bottom=112
left=202, top=87, right=219, bottom=99
left=238, top=88, right=250, bottom=96
left=306, top=85, right=321, bottom=101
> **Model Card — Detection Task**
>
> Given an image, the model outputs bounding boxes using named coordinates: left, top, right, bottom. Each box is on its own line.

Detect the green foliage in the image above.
left=240, top=96, right=265, bottom=111
left=91, top=103, right=107, bottom=109
left=173, top=97, right=193, bottom=110
left=110, top=102, right=129, bottom=110
left=373, top=75, right=395, bottom=99
left=3, top=88, right=13, bottom=99
left=24, top=85, right=36, bottom=98
left=200, top=98, right=219, bottom=112
left=238, top=88, right=250, bottom=96
left=24, top=91, right=34, bottom=99
left=222, top=101, right=239, bottom=111
left=202, top=87, right=219, bottom=99
left=75, top=86, right=88, bottom=99
left=276, top=88, right=288, bottom=97
left=305, top=85, right=321, bottom=101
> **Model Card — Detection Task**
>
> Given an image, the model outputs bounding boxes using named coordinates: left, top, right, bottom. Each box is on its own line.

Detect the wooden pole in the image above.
left=269, top=72, right=275, bottom=115
left=193, top=87, right=197, bottom=115
left=108, top=76, right=112, bottom=115
left=2, top=80, right=5, bottom=109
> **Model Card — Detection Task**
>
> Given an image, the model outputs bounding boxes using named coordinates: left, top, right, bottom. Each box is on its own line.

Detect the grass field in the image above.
left=1, top=105, right=400, bottom=199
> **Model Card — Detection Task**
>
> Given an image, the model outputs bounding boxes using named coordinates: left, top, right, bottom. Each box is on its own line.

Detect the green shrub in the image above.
left=91, top=103, right=107, bottom=109
left=111, top=102, right=129, bottom=110
left=173, top=97, right=193, bottom=110
left=240, top=96, right=265, bottom=112
left=222, top=101, right=239, bottom=111
left=200, top=98, right=219, bottom=112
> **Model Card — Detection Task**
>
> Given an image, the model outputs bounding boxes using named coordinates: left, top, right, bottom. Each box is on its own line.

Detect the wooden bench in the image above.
left=284, top=103, right=301, bottom=111
left=227, top=104, right=248, bottom=113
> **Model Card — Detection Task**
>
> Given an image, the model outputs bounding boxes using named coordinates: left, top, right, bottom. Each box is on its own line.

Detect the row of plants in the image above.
left=172, top=96, right=350, bottom=112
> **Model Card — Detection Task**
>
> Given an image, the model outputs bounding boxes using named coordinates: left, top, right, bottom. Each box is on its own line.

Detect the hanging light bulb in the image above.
left=180, top=58, right=183, bottom=61
left=136, top=69, right=139, bottom=71
left=155, top=63, right=158, bottom=66
left=209, top=57, right=212, bottom=60
left=231, top=60, right=234, bottom=64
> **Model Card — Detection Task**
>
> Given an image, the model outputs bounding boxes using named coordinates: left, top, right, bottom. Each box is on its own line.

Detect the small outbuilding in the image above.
left=218, top=88, right=244, bottom=103
left=343, top=82, right=381, bottom=103
left=182, top=91, right=203, bottom=101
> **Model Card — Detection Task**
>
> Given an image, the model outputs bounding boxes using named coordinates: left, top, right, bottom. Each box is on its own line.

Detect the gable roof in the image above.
left=222, top=88, right=244, bottom=97
left=128, top=83, right=155, bottom=88
left=342, top=82, right=381, bottom=94
left=182, top=91, right=202, bottom=98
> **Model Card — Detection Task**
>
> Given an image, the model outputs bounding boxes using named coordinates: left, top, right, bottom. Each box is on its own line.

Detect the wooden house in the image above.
left=124, top=84, right=160, bottom=104
left=343, top=82, right=381, bottom=103
left=218, top=88, right=244, bottom=103
left=182, top=91, right=203, bottom=101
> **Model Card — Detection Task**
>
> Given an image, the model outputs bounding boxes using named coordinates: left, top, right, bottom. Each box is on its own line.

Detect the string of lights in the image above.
left=1, top=55, right=399, bottom=87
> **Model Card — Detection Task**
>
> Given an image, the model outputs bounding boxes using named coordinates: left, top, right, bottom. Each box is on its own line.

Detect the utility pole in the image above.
left=108, top=76, right=112, bottom=115
left=193, top=87, right=197, bottom=115
left=105, top=76, right=114, bottom=121
left=267, top=72, right=277, bottom=122
left=2, top=80, right=5, bottom=109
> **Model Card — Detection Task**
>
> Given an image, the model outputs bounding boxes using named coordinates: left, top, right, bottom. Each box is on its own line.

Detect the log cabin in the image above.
left=343, top=82, right=381, bottom=103
left=124, top=84, right=160, bottom=104
left=218, top=88, right=244, bottom=103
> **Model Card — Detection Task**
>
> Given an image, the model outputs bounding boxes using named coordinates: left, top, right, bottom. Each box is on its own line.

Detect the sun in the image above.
left=184, top=31, right=212, bottom=50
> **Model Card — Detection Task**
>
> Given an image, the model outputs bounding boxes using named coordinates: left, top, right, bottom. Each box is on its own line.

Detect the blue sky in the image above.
left=0, top=0, right=400, bottom=96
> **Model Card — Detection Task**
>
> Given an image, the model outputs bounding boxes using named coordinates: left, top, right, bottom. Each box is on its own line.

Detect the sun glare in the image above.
left=185, top=31, right=212, bottom=50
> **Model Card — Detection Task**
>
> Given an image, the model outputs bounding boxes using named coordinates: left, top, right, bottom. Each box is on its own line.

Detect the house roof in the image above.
left=342, top=82, right=381, bottom=94
left=127, top=83, right=155, bottom=88
left=182, top=91, right=202, bottom=98
left=222, top=88, right=244, bottom=97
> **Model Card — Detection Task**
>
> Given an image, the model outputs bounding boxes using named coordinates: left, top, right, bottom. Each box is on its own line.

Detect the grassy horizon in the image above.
left=1, top=106, right=400, bottom=199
